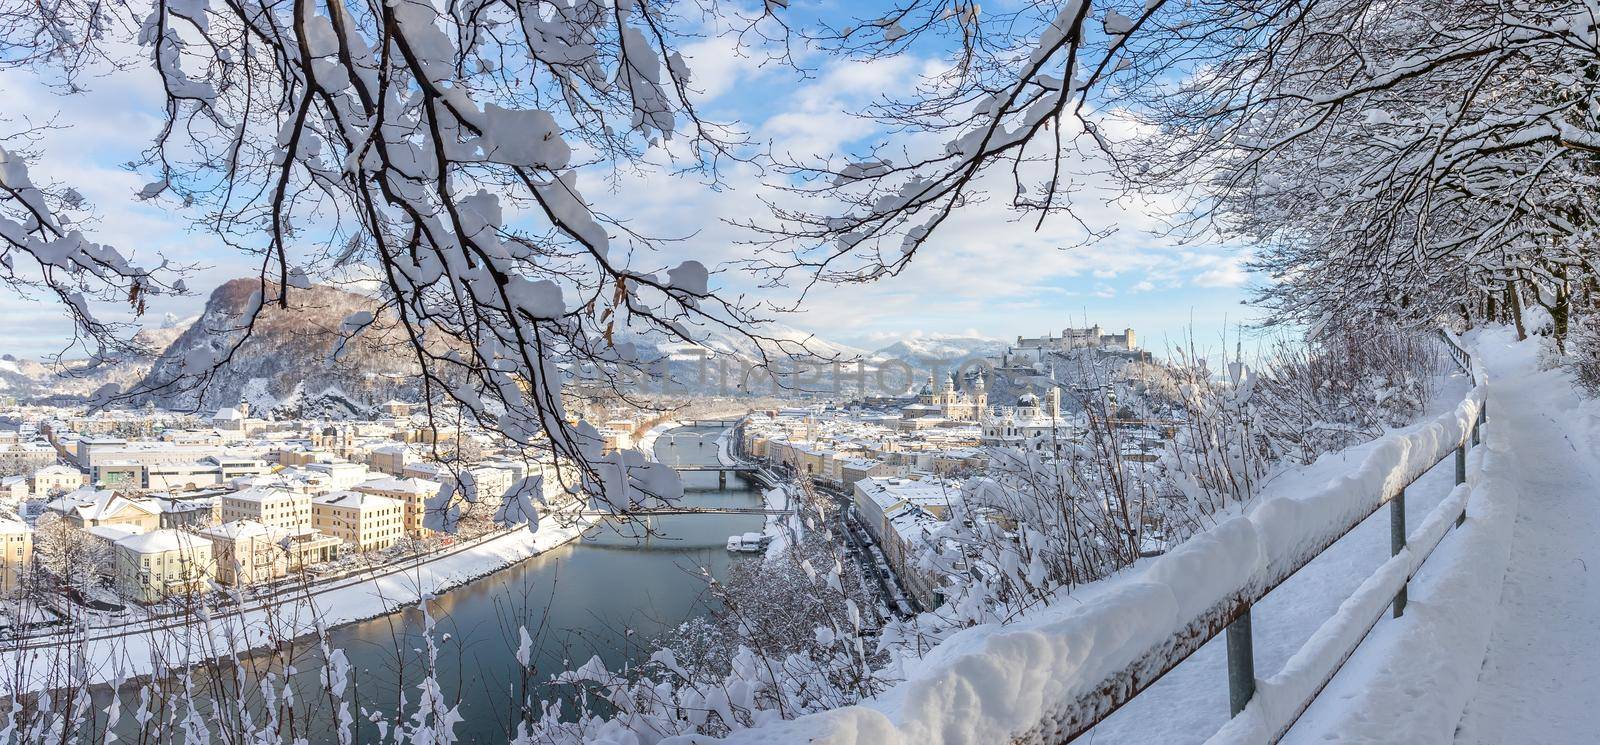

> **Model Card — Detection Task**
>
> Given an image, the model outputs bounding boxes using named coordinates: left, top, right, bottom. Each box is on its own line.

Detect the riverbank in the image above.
left=0, top=519, right=586, bottom=692
left=636, top=419, right=685, bottom=457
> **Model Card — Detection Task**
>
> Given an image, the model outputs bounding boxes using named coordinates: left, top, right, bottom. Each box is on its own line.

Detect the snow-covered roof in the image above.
left=86, top=524, right=145, bottom=543
left=153, top=498, right=214, bottom=514
left=313, top=491, right=402, bottom=510
left=117, top=528, right=210, bottom=555
left=856, top=477, right=960, bottom=511
left=199, top=519, right=288, bottom=542
left=354, top=476, right=437, bottom=495
left=223, top=486, right=303, bottom=503
left=212, top=407, right=245, bottom=421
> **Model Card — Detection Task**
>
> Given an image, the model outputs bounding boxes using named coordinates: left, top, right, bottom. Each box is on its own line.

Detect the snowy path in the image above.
left=1078, top=374, right=1472, bottom=744
left=1453, top=333, right=1600, bottom=743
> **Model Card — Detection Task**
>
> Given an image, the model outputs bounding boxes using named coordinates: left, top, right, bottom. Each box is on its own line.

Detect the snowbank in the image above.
left=760, top=484, right=801, bottom=562
left=683, top=382, right=1486, bottom=745
left=1215, top=428, right=1517, bottom=743
left=0, top=522, right=584, bottom=692
left=635, top=420, right=684, bottom=458
left=716, top=427, right=735, bottom=466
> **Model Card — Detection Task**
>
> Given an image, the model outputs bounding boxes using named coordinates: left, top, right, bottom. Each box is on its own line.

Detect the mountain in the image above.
left=3, top=279, right=882, bottom=406
left=0, top=314, right=200, bottom=402
left=871, top=334, right=1010, bottom=364
left=645, top=320, right=869, bottom=363
left=131, top=279, right=421, bottom=416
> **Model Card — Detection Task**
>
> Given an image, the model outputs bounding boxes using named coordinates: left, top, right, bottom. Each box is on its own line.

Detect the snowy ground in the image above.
left=0, top=521, right=584, bottom=691
left=699, top=356, right=1485, bottom=745
left=1259, top=328, right=1600, bottom=745
left=1450, top=330, right=1600, bottom=742
left=1072, top=369, right=1478, bottom=744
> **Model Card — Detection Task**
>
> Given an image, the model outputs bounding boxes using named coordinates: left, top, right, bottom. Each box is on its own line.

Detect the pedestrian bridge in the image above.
left=683, top=417, right=744, bottom=427
left=671, top=464, right=759, bottom=473
left=669, top=463, right=761, bottom=487
left=581, top=506, right=794, bottom=517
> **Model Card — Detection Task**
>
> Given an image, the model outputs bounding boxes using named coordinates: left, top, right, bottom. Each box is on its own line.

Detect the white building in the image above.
left=219, top=487, right=312, bottom=531
left=312, top=491, right=406, bottom=552
left=979, top=387, right=1074, bottom=452
left=304, top=461, right=374, bottom=491
left=112, top=529, right=214, bottom=603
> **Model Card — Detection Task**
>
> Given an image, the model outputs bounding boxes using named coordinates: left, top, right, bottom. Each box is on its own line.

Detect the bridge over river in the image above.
left=580, top=506, right=794, bottom=517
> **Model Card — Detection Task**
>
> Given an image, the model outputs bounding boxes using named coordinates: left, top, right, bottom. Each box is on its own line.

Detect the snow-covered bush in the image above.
left=1566, top=316, right=1600, bottom=398
left=1249, top=326, right=1439, bottom=465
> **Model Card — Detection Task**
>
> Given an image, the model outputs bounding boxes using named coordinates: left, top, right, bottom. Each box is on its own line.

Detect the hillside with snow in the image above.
left=129, top=279, right=424, bottom=415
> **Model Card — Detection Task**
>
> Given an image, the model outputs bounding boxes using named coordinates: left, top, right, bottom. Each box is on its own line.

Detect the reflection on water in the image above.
left=308, top=425, right=761, bottom=742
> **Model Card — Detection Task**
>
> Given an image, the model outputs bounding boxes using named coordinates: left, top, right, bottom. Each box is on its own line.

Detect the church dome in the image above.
left=1017, top=392, right=1040, bottom=407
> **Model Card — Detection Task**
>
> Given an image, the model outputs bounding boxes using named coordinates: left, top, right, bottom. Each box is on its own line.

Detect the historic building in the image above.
left=902, top=374, right=989, bottom=422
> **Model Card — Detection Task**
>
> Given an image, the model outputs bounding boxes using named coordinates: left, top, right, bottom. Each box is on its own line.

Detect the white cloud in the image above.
left=0, top=32, right=1255, bottom=359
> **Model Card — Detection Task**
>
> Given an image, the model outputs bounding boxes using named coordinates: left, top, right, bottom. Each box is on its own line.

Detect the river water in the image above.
left=310, top=424, right=764, bottom=740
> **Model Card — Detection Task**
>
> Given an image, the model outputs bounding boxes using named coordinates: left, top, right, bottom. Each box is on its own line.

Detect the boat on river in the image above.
left=726, top=531, right=769, bottom=553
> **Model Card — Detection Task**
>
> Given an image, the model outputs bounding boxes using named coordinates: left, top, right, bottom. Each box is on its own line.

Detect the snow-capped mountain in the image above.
left=3, top=280, right=881, bottom=405
left=0, top=314, right=201, bottom=402
left=644, top=320, right=868, bottom=363
left=871, top=334, right=1009, bottom=364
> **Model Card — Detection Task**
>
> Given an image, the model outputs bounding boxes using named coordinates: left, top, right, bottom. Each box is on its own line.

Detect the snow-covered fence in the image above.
left=699, top=337, right=1488, bottom=745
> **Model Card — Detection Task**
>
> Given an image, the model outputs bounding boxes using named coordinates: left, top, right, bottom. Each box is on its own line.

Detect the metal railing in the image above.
left=1026, top=330, right=1488, bottom=743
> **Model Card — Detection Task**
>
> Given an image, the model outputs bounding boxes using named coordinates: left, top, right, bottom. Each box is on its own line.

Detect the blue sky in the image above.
left=0, top=6, right=1259, bottom=359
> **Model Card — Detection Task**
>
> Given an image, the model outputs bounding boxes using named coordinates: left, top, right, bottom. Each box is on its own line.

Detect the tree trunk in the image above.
left=1553, top=266, right=1570, bottom=352
left=1509, top=280, right=1527, bottom=341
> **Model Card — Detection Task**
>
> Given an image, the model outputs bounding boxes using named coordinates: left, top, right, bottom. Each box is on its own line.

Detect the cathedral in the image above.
left=902, top=373, right=988, bottom=422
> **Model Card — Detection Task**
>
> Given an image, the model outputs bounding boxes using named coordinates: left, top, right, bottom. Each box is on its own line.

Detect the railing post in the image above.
left=1455, top=445, right=1467, bottom=527
left=1392, top=487, right=1407, bottom=618
left=1226, top=605, right=1256, bottom=716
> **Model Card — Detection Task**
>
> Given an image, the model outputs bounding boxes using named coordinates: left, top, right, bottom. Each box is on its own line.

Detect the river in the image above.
left=83, top=423, right=761, bottom=741
left=312, top=423, right=764, bottom=740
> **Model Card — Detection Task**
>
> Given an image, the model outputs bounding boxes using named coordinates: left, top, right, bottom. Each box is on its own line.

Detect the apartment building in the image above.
left=219, top=486, right=312, bottom=531
left=112, top=529, right=213, bottom=603
left=367, top=445, right=414, bottom=476
left=1, top=475, right=28, bottom=502
left=200, top=520, right=338, bottom=585
left=74, top=438, right=223, bottom=470
left=0, top=520, right=32, bottom=593
left=94, top=457, right=272, bottom=492
left=312, top=491, right=405, bottom=552
left=150, top=496, right=219, bottom=530
left=0, top=440, right=56, bottom=475
left=304, top=461, right=374, bottom=491
left=30, top=464, right=87, bottom=496
left=352, top=477, right=437, bottom=538
left=852, top=477, right=960, bottom=609
left=45, top=489, right=162, bottom=532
